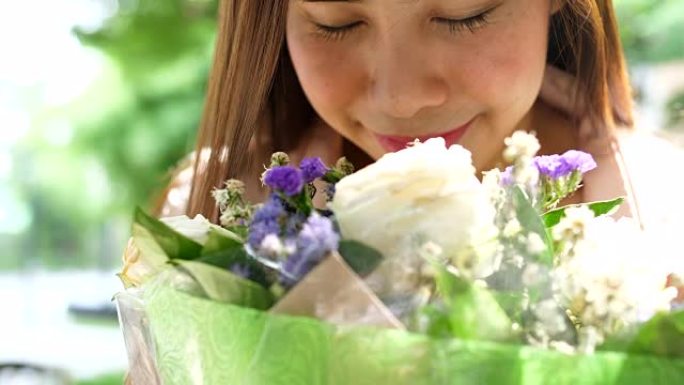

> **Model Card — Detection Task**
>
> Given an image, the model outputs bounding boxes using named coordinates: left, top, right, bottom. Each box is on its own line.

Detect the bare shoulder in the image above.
left=155, top=153, right=195, bottom=217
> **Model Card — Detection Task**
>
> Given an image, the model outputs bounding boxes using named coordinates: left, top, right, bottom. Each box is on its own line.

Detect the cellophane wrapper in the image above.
left=115, top=257, right=684, bottom=385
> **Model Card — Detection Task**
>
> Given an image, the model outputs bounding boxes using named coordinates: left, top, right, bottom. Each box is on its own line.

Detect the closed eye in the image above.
left=313, top=21, right=364, bottom=41
left=433, top=10, right=493, bottom=34
left=313, top=6, right=496, bottom=42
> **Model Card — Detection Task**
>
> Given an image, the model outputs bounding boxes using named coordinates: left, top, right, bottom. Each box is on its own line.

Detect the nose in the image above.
left=369, top=37, right=448, bottom=120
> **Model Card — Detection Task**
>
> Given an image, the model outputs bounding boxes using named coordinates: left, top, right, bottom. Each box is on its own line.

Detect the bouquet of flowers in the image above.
left=115, top=131, right=684, bottom=385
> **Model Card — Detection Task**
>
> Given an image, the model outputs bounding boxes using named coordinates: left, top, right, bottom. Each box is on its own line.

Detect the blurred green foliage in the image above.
left=666, top=92, right=684, bottom=129
left=72, top=0, right=218, bottom=211
left=616, top=0, right=684, bottom=63
left=75, top=372, right=125, bottom=385
left=4, top=0, right=218, bottom=270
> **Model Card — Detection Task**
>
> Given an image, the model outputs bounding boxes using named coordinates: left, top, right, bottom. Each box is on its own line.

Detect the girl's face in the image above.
left=286, top=0, right=554, bottom=171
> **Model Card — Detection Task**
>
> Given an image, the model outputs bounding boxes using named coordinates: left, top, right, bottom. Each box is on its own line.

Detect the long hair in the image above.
left=187, top=0, right=634, bottom=221
left=548, top=0, right=633, bottom=131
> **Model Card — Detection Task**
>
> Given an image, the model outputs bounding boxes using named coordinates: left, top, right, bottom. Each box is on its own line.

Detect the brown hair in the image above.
left=186, top=0, right=634, bottom=221
left=548, top=0, right=633, bottom=129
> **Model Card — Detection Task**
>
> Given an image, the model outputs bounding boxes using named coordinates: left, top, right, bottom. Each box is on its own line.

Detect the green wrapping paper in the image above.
left=137, top=285, right=684, bottom=385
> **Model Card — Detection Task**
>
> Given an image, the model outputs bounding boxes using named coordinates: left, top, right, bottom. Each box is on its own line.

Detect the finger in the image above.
left=538, top=64, right=586, bottom=117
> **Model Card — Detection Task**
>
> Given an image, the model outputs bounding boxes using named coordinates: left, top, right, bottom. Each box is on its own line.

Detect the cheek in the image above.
left=449, top=5, right=550, bottom=126
left=286, top=33, right=363, bottom=128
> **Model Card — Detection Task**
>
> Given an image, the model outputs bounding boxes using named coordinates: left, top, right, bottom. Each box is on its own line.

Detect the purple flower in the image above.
left=263, top=166, right=304, bottom=196
left=500, top=166, right=514, bottom=186
left=532, top=151, right=597, bottom=179
left=284, top=213, right=306, bottom=238
left=247, top=195, right=285, bottom=249
left=534, top=154, right=574, bottom=179
left=280, top=214, right=340, bottom=288
left=561, top=150, right=597, bottom=174
left=299, top=157, right=328, bottom=183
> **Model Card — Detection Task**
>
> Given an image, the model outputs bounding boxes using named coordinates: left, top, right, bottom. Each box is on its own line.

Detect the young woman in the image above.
left=161, top=0, right=639, bottom=222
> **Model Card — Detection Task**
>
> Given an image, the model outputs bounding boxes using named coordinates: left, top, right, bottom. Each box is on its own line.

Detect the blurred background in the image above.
left=0, top=0, right=682, bottom=383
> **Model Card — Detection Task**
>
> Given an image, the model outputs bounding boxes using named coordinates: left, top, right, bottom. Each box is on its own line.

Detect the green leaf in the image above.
left=436, top=267, right=514, bottom=342
left=542, top=197, right=625, bottom=228
left=417, top=303, right=453, bottom=339
left=626, top=310, right=684, bottom=358
left=586, top=197, right=626, bottom=216
left=133, top=207, right=203, bottom=260
left=201, top=227, right=243, bottom=255
left=493, top=291, right=527, bottom=324
left=512, top=186, right=554, bottom=265
left=173, top=260, right=274, bottom=310
left=197, top=228, right=270, bottom=288
left=338, top=240, right=384, bottom=277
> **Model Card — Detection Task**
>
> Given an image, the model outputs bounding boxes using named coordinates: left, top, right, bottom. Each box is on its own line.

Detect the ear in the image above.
left=550, top=0, right=565, bottom=15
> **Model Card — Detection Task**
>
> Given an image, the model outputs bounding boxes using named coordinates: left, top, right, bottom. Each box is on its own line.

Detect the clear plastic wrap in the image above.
left=116, top=253, right=684, bottom=385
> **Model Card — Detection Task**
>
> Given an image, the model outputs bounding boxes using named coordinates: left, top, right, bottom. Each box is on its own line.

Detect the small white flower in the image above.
left=552, top=206, right=595, bottom=243
left=522, top=262, right=543, bottom=286
left=503, top=131, right=540, bottom=163
left=577, top=326, right=601, bottom=354
left=533, top=299, right=568, bottom=335
left=512, top=161, right=540, bottom=187
left=554, top=216, right=676, bottom=351
left=526, top=233, right=547, bottom=255
left=502, top=218, right=522, bottom=238
left=419, top=241, right=444, bottom=262
left=482, top=168, right=505, bottom=204
left=259, top=234, right=288, bottom=258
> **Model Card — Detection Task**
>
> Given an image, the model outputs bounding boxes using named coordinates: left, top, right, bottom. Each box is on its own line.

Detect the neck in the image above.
left=477, top=100, right=546, bottom=175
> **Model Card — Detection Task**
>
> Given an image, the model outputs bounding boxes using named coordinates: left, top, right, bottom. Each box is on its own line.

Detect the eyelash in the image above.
left=314, top=21, right=363, bottom=42
left=313, top=10, right=493, bottom=42
left=436, top=11, right=492, bottom=34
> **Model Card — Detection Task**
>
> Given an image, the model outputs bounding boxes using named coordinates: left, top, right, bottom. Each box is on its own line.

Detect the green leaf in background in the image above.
left=627, top=310, right=684, bottom=358
left=338, top=240, right=384, bottom=277
left=134, top=207, right=203, bottom=260
left=173, top=260, right=274, bottom=310
left=512, top=186, right=554, bottom=265
left=436, top=266, right=514, bottom=342
left=542, top=197, right=625, bottom=228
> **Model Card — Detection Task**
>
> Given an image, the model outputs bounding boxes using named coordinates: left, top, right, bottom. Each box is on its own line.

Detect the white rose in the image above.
left=330, top=138, right=498, bottom=280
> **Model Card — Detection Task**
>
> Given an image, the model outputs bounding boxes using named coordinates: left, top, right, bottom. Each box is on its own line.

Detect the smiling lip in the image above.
left=373, top=118, right=475, bottom=153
